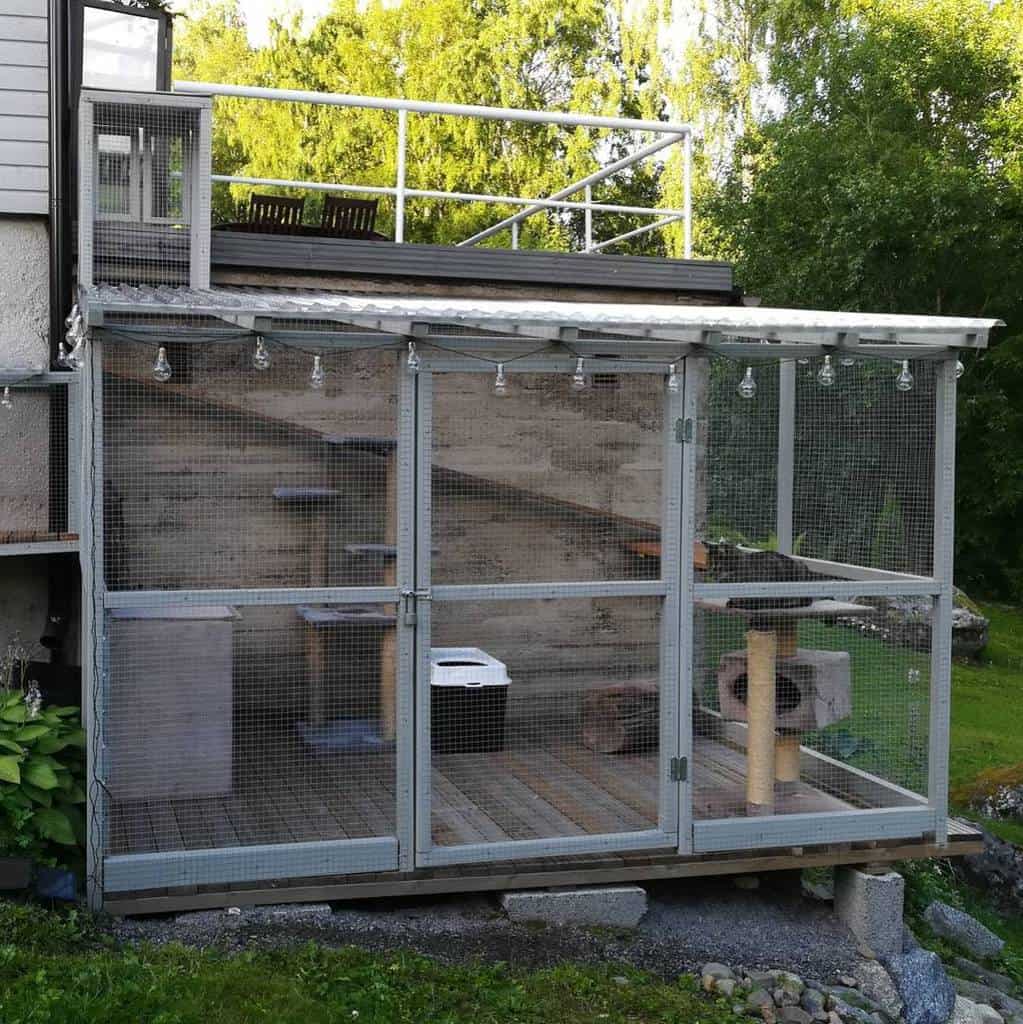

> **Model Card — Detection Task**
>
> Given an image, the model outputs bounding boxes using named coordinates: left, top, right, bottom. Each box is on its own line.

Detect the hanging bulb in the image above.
left=1, top=387, right=11, bottom=410
left=571, top=357, right=587, bottom=392
left=310, top=354, right=325, bottom=389
left=797, top=356, right=810, bottom=366
left=816, top=354, right=836, bottom=387
left=955, top=359, right=965, bottom=380
left=56, top=342, right=69, bottom=367
left=896, top=359, right=914, bottom=393
left=737, top=366, right=757, bottom=400
left=252, top=335, right=271, bottom=371
left=494, top=363, right=508, bottom=397
left=666, top=363, right=680, bottom=394
left=152, top=346, right=172, bottom=383
left=407, top=340, right=420, bottom=373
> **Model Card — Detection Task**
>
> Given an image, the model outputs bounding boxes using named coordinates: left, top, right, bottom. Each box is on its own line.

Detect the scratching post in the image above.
left=745, top=629, right=777, bottom=816
left=775, top=733, right=801, bottom=794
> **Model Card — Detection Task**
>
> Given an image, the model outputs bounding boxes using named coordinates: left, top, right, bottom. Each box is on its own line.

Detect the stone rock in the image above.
left=883, top=948, right=956, bottom=1024
left=748, top=988, right=776, bottom=1013
left=835, top=869, right=905, bottom=960
left=975, top=1006, right=1005, bottom=1024
left=780, top=1007, right=814, bottom=1024
left=958, top=830, right=1023, bottom=917
left=952, top=980, right=1023, bottom=1018
left=612, top=976, right=630, bottom=987
left=862, top=592, right=987, bottom=658
left=837, top=976, right=860, bottom=990
left=264, top=902, right=333, bottom=920
left=718, top=979, right=738, bottom=998
left=828, top=997, right=877, bottom=1024
left=858, top=944, right=878, bottom=962
left=749, top=971, right=781, bottom=989
left=827, top=988, right=881, bottom=1014
left=763, top=1005, right=777, bottom=1024
left=827, top=1013, right=844, bottom=1024
left=852, top=960, right=904, bottom=1021
left=776, top=973, right=806, bottom=1005
left=801, top=989, right=828, bottom=1016
left=703, top=963, right=736, bottom=988
left=954, top=997, right=986, bottom=1024
left=500, top=885, right=647, bottom=928
left=904, top=926, right=921, bottom=953
left=952, top=958, right=1017, bottom=996
left=951, top=597, right=990, bottom=659
left=924, top=902, right=1005, bottom=960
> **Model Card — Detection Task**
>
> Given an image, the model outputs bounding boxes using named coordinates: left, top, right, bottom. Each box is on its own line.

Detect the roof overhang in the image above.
left=81, top=285, right=1003, bottom=359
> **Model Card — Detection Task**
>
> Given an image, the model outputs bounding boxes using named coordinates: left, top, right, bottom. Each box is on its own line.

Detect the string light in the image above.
left=64, top=306, right=87, bottom=370
left=895, top=360, right=914, bottom=393
left=816, top=354, right=836, bottom=387
left=737, top=366, right=757, bottom=400
left=407, top=340, right=420, bottom=372
left=571, top=357, right=587, bottom=392
left=152, top=346, right=172, bottom=383
left=1, top=387, right=11, bottom=410
left=310, top=354, right=325, bottom=389
left=666, top=363, right=680, bottom=394
left=252, top=336, right=271, bottom=371
left=955, top=359, right=965, bottom=380
left=494, top=363, right=508, bottom=397
left=56, top=342, right=69, bottom=367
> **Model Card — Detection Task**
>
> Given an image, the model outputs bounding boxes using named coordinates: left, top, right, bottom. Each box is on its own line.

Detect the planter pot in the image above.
left=0, top=856, right=33, bottom=891
left=35, top=866, right=77, bottom=902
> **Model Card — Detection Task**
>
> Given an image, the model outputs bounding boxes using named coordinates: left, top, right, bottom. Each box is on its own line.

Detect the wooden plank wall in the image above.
left=0, top=0, right=48, bottom=215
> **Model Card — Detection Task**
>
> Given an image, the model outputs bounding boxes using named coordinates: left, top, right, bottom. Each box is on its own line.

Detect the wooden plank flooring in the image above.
left=107, top=736, right=868, bottom=857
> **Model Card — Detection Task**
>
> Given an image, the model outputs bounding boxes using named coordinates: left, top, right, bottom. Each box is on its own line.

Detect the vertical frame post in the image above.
left=395, top=109, right=408, bottom=244
left=413, top=368, right=433, bottom=858
left=66, top=375, right=82, bottom=534
left=395, top=355, right=416, bottom=870
left=584, top=184, right=593, bottom=252
left=511, top=221, right=519, bottom=250
left=776, top=359, right=796, bottom=554
left=676, top=351, right=705, bottom=855
left=77, top=94, right=95, bottom=290
left=191, top=99, right=213, bottom=290
left=929, top=358, right=957, bottom=845
left=682, top=131, right=693, bottom=260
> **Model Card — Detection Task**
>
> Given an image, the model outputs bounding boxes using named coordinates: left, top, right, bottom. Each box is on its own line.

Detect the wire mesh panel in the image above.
left=691, top=594, right=931, bottom=822
left=102, top=341, right=398, bottom=591
left=430, top=370, right=664, bottom=584
left=427, top=597, right=663, bottom=849
left=103, top=601, right=400, bottom=868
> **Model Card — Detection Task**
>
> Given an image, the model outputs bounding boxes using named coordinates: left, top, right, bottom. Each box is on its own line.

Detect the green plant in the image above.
left=0, top=685, right=86, bottom=865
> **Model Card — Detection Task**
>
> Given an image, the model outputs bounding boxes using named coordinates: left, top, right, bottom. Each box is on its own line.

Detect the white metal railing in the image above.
left=173, top=81, right=694, bottom=257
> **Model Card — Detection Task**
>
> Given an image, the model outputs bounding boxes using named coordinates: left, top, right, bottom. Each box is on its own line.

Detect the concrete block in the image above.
left=501, top=885, right=647, bottom=928
left=834, top=868, right=905, bottom=960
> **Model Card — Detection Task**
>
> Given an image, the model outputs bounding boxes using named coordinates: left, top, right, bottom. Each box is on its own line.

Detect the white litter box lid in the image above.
left=429, top=647, right=510, bottom=688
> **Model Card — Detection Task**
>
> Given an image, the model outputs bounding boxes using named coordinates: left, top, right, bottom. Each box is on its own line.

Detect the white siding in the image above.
left=0, top=0, right=48, bottom=216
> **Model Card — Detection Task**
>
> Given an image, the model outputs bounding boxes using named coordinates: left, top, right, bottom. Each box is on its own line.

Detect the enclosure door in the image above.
left=412, top=362, right=688, bottom=868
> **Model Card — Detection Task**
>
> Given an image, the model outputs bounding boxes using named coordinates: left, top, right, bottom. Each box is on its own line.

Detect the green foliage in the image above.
left=0, top=690, right=86, bottom=865
left=0, top=900, right=747, bottom=1024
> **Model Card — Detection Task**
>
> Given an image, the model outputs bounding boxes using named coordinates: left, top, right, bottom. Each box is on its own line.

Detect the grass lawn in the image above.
left=0, top=902, right=745, bottom=1024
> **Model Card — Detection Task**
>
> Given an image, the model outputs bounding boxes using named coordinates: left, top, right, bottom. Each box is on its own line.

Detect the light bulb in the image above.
left=494, top=363, right=508, bottom=397
left=737, top=366, right=757, bottom=400
left=407, top=340, right=420, bottom=373
left=56, top=342, right=69, bottom=367
left=816, top=355, right=836, bottom=387
left=840, top=356, right=856, bottom=368
left=253, top=336, right=271, bottom=371
left=896, top=360, right=914, bottom=392
left=1, top=387, right=11, bottom=410
left=667, top=363, right=680, bottom=394
left=797, top=357, right=810, bottom=366
left=571, top=357, right=587, bottom=392
left=955, top=359, right=965, bottom=380
left=907, top=667, right=921, bottom=686
left=152, top=346, right=172, bottom=383
left=310, top=354, right=325, bottom=389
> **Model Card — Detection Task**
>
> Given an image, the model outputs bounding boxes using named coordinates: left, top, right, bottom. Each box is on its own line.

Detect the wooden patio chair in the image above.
left=319, top=195, right=379, bottom=239
left=244, top=193, right=306, bottom=234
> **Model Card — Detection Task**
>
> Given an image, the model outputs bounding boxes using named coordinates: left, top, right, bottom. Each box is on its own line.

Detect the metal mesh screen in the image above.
left=87, top=98, right=202, bottom=287
left=104, top=601, right=399, bottom=858
left=0, top=382, right=73, bottom=543
left=428, top=596, right=662, bottom=847
left=431, top=371, right=664, bottom=584
left=102, top=341, right=398, bottom=591
left=691, top=594, right=931, bottom=821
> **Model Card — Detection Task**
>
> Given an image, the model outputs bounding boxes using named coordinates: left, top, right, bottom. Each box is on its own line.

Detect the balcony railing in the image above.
left=173, top=81, right=694, bottom=258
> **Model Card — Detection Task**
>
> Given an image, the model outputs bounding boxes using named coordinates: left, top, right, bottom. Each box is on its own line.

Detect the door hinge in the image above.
left=674, top=418, right=693, bottom=444
left=670, top=756, right=688, bottom=783
left=400, top=589, right=431, bottom=626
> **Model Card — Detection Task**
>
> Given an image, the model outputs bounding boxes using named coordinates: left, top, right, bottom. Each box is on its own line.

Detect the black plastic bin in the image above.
left=430, top=647, right=510, bottom=754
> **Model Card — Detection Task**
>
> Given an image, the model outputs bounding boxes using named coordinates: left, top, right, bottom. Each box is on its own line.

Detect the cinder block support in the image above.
left=834, top=867, right=905, bottom=959
left=501, top=885, right=648, bottom=928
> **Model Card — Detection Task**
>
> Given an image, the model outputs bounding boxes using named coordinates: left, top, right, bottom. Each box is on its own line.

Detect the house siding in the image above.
left=0, top=0, right=49, bottom=216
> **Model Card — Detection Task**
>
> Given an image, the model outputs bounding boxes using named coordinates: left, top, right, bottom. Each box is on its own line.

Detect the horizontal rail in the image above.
left=175, top=80, right=694, bottom=136
left=586, top=213, right=686, bottom=253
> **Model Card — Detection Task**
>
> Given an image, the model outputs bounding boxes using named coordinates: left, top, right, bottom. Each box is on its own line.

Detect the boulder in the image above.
left=952, top=979, right=1023, bottom=1017
left=951, top=958, right=1017, bottom=996
left=780, top=1008, right=814, bottom=1024
left=747, top=988, right=776, bottom=1014
left=801, top=989, right=828, bottom=1016
left=924, top=902, right=1005, bottom=960
left=883, top=948, right=956, bottom=1024
left=975, top=1007, right=1005, bottom=1024
left=852, top=960, right=904, bottom=1021
left=955, top=997, right=987, bottom=1024
left=958, top=829, right=1023, bottom=916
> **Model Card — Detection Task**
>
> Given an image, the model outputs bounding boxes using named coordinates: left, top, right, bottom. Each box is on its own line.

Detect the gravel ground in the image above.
left=112, top=872, right=860, bottom=979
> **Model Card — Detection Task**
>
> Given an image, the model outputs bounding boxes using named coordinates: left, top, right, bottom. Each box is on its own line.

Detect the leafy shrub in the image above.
left=0, top=688, right=86, bottom=865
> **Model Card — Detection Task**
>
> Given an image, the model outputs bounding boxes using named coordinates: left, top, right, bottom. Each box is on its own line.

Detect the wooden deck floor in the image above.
left=108, top=734, right=861, bottom=857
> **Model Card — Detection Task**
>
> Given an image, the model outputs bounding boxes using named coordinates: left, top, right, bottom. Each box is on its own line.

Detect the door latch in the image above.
left=674, top=418, right=693, bottom=444
left=400, top=589, right=431, bottom=626
left=670, top=756, right=688, bottom=783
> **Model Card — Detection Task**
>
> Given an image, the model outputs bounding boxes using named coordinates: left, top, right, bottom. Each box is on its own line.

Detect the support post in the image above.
left=745, top=629, right=776, bottom=816
left=683, top=130, right=693, bottom=259
left=929, top=359, right=957, bottom=845
left=777, top=359, right=796, bottom=555
left=395, top=109, right=407, bottom=243
left=584, top=184, right=593, bottom=252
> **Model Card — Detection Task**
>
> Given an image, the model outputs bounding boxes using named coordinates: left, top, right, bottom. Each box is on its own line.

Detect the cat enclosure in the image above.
left=73, top=286, right=997, bottom=909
